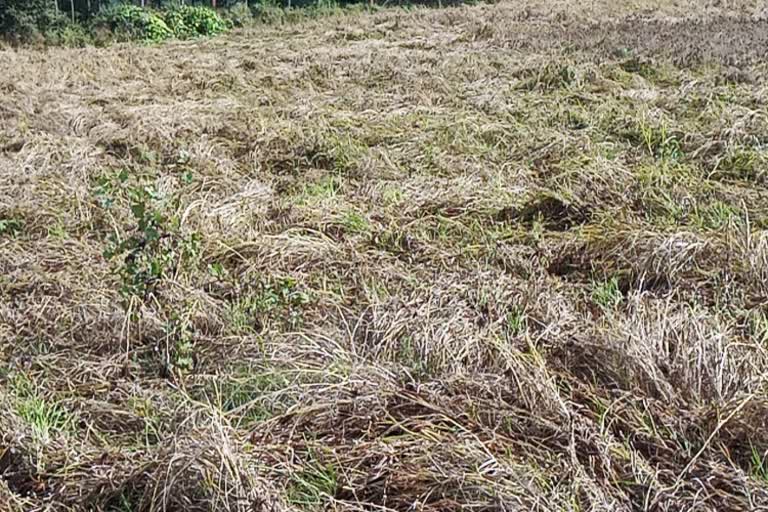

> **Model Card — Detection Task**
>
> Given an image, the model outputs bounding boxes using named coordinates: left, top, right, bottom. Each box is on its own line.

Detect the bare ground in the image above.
left=2, top=1, right=768, bottom=511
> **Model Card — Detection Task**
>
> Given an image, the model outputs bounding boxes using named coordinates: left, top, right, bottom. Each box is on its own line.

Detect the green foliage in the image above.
left=751, top=444, right=768, bottom=482
left=0, top=217, right=23, bottom=236
left=96, top=4, right=173, bottom=42
left=521, top=63, right=577, bottom=91
left=505, top=307, right=528, bottom=337
left=97, top=170, right=200, bottom=304
left=287, top=455, right=338, bottom=508
left=620, top=57, right=657, bottom=80
left=222, top=2, right=253, bottom=27
left=226, top=276, right=310, bottom=333
left=162, top=5, right=229, bottom=39
left=714, top=148, right=763, bottom=181
left=591, top=277, right=623, bottom=309
left=693, top=200, right=740, bottom=230
left=163, top=313, right=196, bottom=374
left=635, top=119, right=682, bottom=161
left=11, top=375, right=73, bottom=444
left=212, top=370, right=291, bottom=424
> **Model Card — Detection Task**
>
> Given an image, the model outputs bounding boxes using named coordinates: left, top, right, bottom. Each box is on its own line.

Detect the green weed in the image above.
left=751, top=444, right=768, bottom=482
left=591, top=277, right=623, bottom=309
left=212, top=371, right=291, bottom=425
left=0, top=217, right=23, bottom=236
left=12, top=376, right=72, bottom=444
left=340, top=210, right=370, bottom=234
left=287, top=455, right=338, bottom=508
left=97, top=171, right=200, bottom=304
left=521, top=63, right=577, bottom=91
left=636, top=119, right=682, bottom=161
left=226, top=276, right=310, bottom=334
left=620, top=57, right=656, bottom=80
left=506, top=307, right=528, bottom=337
left=693, top=200, right=739, bottom=230
left=713, top=149, right=763, bottom=181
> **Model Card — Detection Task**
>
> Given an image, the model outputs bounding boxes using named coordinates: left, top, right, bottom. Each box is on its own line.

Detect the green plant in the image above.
left=16, top=396, right=72, bottom=444
left=521, top=64, right=577, bottom=91
left=506, top=307, right=528, bottom=337
left=12, top=375, right=72, bottom=445
left=591, top=277, right=623, bottom=309
left=96, top=5, right=173, bottom=42
left=714, top=148, right=763, bottom=181
left=162, top=313, right=196, bottom=375
left=48, top=22, right=92, bottom=47
left=162, top=5, right=229, bottom=39
left=693, top=200, right=739, bottom=230
left=751, top=444, right=768, bottom=482
left=226, top=276, right=310, bottom=334
left=287, top=455, right=338, bottom=508
left=749, top=310, right=768, bottom=346
left=97, top=171, right=200, bottom=306
left=620, top=57, right=656, bottom=79
left=340, top=210, right=369, bottom=234
left=212, top=370, right=291, bottom=425
left=0, top=217, right=23, bottom=236
left=636, top=119, right=682, bottom=161
left=0, top=0, right=63, bottom=44
left=223, top=2, right=254, bottom=28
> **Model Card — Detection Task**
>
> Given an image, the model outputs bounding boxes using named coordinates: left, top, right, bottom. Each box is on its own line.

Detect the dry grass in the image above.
left=2, top=1, right=768, bottom=510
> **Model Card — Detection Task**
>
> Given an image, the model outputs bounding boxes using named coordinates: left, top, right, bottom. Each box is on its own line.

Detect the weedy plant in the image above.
left=591, top=276, right=623, bottom=309
left=162, top=5, right=230, bottom=39
left=96, top=170, right=201, bottom=373
left=11, top=375, right=73, bottom=446
left=96, top=4, right=173, bottom=42
left=637, top=118, right=683, bottom=161
left=98, top=171, right=200, bottom=307
left=0, top=217, right=23, bottom=236
left=226, top=276, right=311, bottom=334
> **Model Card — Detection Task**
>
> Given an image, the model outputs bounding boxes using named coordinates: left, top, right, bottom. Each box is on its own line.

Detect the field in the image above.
left=2, top=1, right=768, bottom=510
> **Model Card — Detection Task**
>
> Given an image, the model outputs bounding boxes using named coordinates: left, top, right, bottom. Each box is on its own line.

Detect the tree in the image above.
left=0, top=0, right=62, bottom=41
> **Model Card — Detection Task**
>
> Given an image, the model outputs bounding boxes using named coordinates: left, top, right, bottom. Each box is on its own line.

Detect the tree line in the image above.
left=1, top=1, right=243, bottom=23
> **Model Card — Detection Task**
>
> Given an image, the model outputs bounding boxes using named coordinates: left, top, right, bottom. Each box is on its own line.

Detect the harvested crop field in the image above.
left=3, top=1, right=768, bottom=510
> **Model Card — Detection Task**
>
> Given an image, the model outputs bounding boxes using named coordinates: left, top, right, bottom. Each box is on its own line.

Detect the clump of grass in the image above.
left=287, top=455, right=338, bottom=509
left=340, top=210, right=370, bottom=234
left=591, top=276, right=623, bottom=309
left=620, top=56, right=657, bottom=79
left=632, top=118, right=683, bottom=160
left=0, top=217, right=23, bottom=236
left=11, top=376, right=73, bottom=446
left=751, top=445, right=768, bottom=483
left=208, top=370, right=292, bottom=425
left=712, top=148, right=764, bottom=182
left=693, top=200, right=740, bottom=230
left=520, top=63, right=578, bottom=91
left=505, top=307, right=528, bottom=337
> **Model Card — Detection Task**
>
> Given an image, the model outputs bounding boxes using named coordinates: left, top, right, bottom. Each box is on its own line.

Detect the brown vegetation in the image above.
left=2, top=1, right=768, bottom=510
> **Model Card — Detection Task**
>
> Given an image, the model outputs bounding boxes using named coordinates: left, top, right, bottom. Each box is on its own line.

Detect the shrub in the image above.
left=95, top=4, right=173, bottom=43
left=162, top=5, right=229, bottom=39
left=48, top=22, right=92, bottom=47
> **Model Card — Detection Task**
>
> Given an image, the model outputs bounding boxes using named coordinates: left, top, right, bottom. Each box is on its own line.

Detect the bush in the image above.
left=94, top=4, right=173, bottom=42
left=162, top=5, right=229, bottom=39
left=48, top=22, right=92, bottom=47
